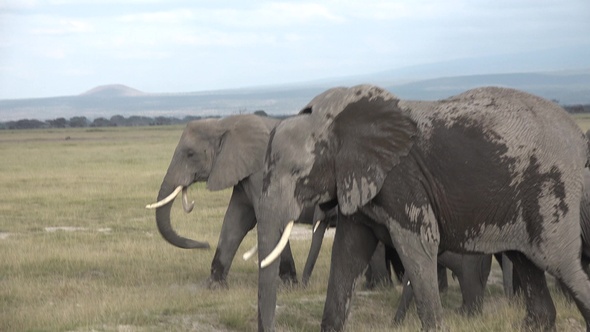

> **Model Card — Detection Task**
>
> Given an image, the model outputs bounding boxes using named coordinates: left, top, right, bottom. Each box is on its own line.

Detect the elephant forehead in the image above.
left=305, top=84, right=397, bottom=117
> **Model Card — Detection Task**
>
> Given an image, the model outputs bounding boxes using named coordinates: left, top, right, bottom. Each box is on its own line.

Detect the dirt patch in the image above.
left=0, top=232, right=11, bottom=240
left=44, top=226, right=112, bottom=233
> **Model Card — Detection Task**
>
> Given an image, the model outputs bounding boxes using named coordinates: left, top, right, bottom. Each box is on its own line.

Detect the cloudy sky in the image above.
left=1, top=0, right=589, bottom=99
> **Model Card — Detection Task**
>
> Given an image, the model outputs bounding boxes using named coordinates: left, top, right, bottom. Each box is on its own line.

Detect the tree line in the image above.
left=0, top=115, right=217, bottom=130
left=3, top=111, right=253, bottom=130
left=1, top=105, right=588, bottom=130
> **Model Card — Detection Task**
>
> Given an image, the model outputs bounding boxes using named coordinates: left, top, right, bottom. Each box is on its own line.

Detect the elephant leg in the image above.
left=504, top=251, right=556, bottom=331
left=437, top=264, right=448, bottom=293
left=393, top=273, right=414, bottom=325
left=302, top=218, right=329, bottom=286
left=496, top=252, right=516, bottom=298
left=208, top=187, right=256, bottom=289
left=279, top=241, right=298, bottom=285
left=385, top=245, right=405, bottom=283
left=456, top=254, right=492, bottom=315
left=364, top=242, right=393, bottom=289
left=321, top=213, right=378, bottom=332
left=390, top=230, right=442, bottom=330
left=547, top=258, right=590, bottom=331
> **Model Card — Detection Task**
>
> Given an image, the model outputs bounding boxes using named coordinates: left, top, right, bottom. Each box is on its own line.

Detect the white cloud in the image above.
left=30, top=18, right=92, bottom=35
left=117, top=8, right=194, bottom=24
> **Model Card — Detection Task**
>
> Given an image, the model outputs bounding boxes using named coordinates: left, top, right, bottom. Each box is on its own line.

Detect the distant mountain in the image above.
left=1, top=69, right=589, bottom=122
left=80, top=84, right=145, bottom=97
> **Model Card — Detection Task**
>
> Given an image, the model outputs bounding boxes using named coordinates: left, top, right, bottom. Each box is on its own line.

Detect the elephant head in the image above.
left=147, top=114, right=275, bottom=249
left=256, top=85, right=417, bottom=330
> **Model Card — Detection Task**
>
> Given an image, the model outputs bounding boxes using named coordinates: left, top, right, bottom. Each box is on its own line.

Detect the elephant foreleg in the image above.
left=321, top=212, right=378, bottom=332
left=364, top=242, right=393, bottom=289
left=279, top=241, right=298, bottom=285
left=208, top=187, right=256, bottom=288
left=456, top=254, right=492, bottom=315
left=393, top=273, right=414, bottom=324
left=302, top=218, right=329, bottom=286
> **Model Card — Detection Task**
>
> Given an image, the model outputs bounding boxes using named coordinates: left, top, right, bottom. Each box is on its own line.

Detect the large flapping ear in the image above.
left=333, top=87, right=417, bottom=215
left=207, top=115, right=274, bottom=191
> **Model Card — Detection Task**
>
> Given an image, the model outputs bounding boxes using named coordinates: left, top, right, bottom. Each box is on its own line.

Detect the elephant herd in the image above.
left=147, top=85, right=590, bottom=331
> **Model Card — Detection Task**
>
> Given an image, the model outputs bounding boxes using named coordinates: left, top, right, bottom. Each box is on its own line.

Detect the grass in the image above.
left=0, top=123, right=587, bottom=331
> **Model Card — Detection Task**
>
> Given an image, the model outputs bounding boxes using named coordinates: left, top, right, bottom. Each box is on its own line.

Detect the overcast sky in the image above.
left=1, top=0, right=589, bottom=100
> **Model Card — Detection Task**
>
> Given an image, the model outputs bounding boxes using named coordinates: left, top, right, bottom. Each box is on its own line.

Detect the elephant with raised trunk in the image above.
left=146, top=114, right=298, bottom=288
left=255, top=85, right=590, bottom=331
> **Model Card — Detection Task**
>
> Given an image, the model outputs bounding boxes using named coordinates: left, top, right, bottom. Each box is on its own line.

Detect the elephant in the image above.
left=254, top=85, right=590, bottom=331
left=146, top=114, right=300, bottom=288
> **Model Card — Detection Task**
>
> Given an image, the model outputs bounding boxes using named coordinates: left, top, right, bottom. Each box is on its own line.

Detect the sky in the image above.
left=1, top=0, right=589, bottom=100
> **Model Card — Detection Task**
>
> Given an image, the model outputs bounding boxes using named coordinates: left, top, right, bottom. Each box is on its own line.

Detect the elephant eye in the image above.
left=187, top=150, right=195, bottom=158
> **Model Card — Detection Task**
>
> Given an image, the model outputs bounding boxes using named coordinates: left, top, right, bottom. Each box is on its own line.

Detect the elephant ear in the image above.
left=207, top=115, right=273, bottom=191
left=333, top=95, right=417, bottom=215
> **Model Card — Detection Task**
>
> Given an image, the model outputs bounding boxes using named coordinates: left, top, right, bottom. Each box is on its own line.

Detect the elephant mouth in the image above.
left=242, top=220, right=296, bottom=268
left=146, top=185, right=195, bottom=213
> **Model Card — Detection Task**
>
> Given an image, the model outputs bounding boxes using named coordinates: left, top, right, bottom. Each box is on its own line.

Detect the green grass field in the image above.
left=0, top=120, right=587, bottom=331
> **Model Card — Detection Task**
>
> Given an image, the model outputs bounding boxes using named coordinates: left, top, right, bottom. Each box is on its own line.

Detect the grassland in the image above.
left=1, top=118, right=588, bottom=331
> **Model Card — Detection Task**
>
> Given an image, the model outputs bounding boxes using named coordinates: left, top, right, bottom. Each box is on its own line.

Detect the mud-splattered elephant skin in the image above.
left=255, top=85, right=590, bottom=331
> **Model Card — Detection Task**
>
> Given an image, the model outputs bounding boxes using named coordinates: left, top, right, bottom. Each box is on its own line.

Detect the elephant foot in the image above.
left=206, top=277, right=229, bottom=290
left=521, top=315, right=556, bottom=332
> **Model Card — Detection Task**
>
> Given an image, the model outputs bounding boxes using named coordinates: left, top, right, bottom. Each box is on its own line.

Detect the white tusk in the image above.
left=182, top=187, right=195, bottom=213
left=260, top=221, right=295, bottom=268
left=313, top=220, right=321, bottom=233
left=242, top=245, right=258, bottom=261
left=146, top=186, right=183, bottom=209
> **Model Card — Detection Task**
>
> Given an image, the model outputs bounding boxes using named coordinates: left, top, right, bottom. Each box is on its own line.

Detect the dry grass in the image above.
left=0, top=123, right=587, bottom=331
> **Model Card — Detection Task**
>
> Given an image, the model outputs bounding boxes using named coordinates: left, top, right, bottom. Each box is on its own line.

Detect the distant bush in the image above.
left=0, top=112, right=284, bottom=130
left=564, top=104, right=590, bottom=113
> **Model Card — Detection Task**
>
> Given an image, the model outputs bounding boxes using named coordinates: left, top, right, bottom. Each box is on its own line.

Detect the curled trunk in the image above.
left=154, top=183, right=210, bottom=249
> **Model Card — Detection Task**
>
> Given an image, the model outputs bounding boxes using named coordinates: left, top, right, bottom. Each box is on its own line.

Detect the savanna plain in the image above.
left=2, top=115, right=590, bottom=331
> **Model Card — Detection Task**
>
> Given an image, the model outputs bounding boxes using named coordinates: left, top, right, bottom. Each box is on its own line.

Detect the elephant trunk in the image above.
left=257, top=203, right=282, bottom=331
left=257, top=191, right=302, bottom=331
left=153, top=181, right=210, bottom=249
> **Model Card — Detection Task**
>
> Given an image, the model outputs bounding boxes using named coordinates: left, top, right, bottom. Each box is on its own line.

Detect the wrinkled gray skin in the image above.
left=153, top=114, right=299, bottom=288
left=256, top=85, right=590, bottom=331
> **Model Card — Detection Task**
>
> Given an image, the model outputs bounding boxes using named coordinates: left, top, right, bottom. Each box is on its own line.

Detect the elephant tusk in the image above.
left=182, top=187, right=195, bottom=213
left=313, top=220, right=321, bottom=233
left=260, top=221, right=295, bottom=268
left=242, top=245, right=258, bottom=261
left=146, top=185, right=183, bottom=209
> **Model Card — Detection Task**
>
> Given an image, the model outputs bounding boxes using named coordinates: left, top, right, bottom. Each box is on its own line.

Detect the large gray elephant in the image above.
left=146, top=114, right=299, bottom=288
left=255, top=85, right=590, bottom=331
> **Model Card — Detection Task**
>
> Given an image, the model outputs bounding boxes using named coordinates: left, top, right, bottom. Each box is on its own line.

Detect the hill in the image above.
left=80, top=84, right=145, bottom=97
